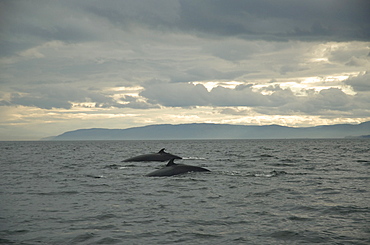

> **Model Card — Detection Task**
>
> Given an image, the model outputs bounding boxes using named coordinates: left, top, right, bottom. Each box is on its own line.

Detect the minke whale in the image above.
left=122, top=148, right=182, bottom=162
left=146, top=159, right=210, bottom=177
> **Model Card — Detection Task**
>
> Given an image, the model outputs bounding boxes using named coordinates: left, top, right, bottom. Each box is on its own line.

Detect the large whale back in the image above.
left=122, top=148, right=182, bottom=162
left=146, top=159, right=210, bottom=177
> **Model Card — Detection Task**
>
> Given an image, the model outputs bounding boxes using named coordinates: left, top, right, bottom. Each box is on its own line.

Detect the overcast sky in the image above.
left=1, top=0, right=370, bottom=140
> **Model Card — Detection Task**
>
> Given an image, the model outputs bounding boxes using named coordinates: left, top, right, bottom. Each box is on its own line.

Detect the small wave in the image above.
left=191, top=232, right=222, bottom=239
left=288, top=215, right=313, bottom=221
left=270, top=230, right=331, bottom=243
left=254, top=170, right=288, bottom=177
left=96, top=237, right=122, bottom=244
left=69, top=232, right=95, bottom=243
left=86, top=174, right=104, bottom=179
left=182, top=157, right=206, bottom=160
left=321, top=205, right=369, bottom=215
left=4, top=229, right=29, bottom=236
left=86, top=224, right=117, bottom=231
left=35, top=190, right=79, bottom=195
left=103, top=164, right=121, bottom=169
left=0, top=238, right=16, bottom=244
left=121, top=164, right=138, bottom=167
left=220, top=170, right=245, bottom=176
left=280, top=158, right=295, bottom=163
left=178, top=194, right=196, bottom=199
left=270, top=230, right=300, bottom=240
left=314, top=187, right=341, bottom=195
left=94, top=213, right=118, bottom=220
left=356, top=159, right=369, bottom=163
left=219, top=170, right=288, bottom=178
left=259, top=154, right=275, bottom=158
left=268, top=163, right=295, bottom=167
left=357, top=160, right=370, bottom=166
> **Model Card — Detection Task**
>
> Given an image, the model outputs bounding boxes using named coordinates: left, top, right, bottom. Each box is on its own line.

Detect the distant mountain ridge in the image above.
left=44, top=121, right=370, bottom=140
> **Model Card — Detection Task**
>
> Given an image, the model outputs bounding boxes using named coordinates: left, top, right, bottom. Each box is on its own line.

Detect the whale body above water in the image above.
left=146, top=159, right=210, bottom=177
left=122, top=148, right=182, bottom=162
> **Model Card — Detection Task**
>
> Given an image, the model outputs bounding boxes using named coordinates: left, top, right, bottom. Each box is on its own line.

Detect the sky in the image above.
left=1, top=0, right=370, bottom=140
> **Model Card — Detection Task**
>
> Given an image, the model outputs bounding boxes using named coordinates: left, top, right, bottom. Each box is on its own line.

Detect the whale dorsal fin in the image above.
left=158, top=148, right=166, bottom=153
left=166, top=159, right=176, bottom=166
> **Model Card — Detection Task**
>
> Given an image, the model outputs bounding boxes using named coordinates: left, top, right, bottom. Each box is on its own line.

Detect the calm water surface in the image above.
left=0, top=139, right=369, bottom=244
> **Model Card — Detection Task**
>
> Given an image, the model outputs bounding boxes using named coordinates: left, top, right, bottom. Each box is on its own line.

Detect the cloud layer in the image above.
left=0, top=0, right=369, bottom=139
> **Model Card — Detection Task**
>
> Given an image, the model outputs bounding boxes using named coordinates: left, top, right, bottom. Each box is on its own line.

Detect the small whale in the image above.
left=122, top=148, right=182, bottom=162
left=146, top=159, right=210, bottom=177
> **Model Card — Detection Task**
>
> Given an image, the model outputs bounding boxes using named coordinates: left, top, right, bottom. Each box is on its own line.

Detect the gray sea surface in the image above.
left=0, top=139, right=369, bottom=244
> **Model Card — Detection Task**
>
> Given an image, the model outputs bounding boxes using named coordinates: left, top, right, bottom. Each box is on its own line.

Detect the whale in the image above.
left=146, top=159, right=210, bottom=177
left=122, top=148, right=182, bottom=162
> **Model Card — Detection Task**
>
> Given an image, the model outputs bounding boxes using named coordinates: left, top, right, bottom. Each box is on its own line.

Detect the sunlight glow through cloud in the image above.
left=192, top=81, right=244, bottom=91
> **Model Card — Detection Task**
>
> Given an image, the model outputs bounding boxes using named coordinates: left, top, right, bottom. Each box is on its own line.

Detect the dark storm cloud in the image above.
left=76, top=0, right=369, bottom=42
left=86, top=0, right=369, bottom=42
left=0, top=1, right=101, bottom=57
left=178, top=0, right=370, bottom=41
left=79, top=0, right=180, bottom=30
left=2, top=0, right=368, bottom=55
left=344, top=72, right=370, bottom=92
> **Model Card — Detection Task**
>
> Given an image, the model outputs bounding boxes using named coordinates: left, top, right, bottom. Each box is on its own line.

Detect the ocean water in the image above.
left=0, top=139, right=369, bottom=245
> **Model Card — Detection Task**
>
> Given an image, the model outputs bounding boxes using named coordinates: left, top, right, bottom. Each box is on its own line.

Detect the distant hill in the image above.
left=44, top=121, right=370, bottom=140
